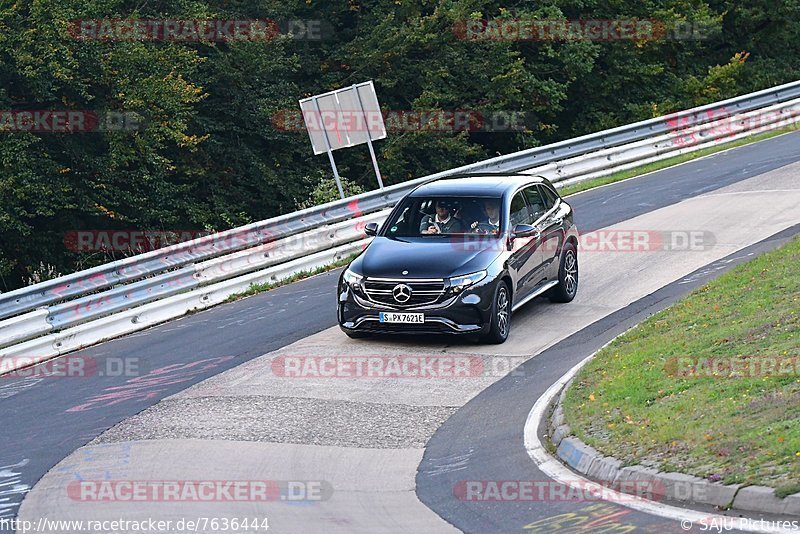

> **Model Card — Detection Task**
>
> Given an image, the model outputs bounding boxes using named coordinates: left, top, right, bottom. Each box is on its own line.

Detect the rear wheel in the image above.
left=549, top=241, right=578, bottom=303
left=481, top=280, right=511, bottom=344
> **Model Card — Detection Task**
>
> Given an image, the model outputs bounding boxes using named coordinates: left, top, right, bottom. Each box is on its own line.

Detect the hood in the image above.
left=354, top=236, right=501, bottom=279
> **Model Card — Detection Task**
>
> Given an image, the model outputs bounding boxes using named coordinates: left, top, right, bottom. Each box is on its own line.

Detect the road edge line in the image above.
left=523, top=331, right=798, bottom=533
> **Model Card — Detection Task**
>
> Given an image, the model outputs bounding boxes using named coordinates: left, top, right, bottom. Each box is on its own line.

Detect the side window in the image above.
left=539, top=185, right=560, bottom=210
left=523, top=186, right=546, bottom=221
left=387, top=204, right=413, bottom=235
left=509, top=192, right=531, bottom=227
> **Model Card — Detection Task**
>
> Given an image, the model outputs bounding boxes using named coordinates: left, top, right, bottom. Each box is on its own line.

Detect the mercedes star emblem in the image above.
left=392, top=284, right=412, bottom=303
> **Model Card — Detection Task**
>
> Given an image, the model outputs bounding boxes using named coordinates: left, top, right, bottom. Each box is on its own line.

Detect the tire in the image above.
left=549, top=241, right=578, bottom=303
left=481, top=280, right=511, bottom=344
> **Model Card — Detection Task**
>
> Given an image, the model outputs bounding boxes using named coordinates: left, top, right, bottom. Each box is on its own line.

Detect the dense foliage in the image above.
left=1, top=0, right=798, bottom=290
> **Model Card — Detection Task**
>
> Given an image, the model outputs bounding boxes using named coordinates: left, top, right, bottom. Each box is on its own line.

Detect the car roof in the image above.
left=409, top=173, right=547, bottom=197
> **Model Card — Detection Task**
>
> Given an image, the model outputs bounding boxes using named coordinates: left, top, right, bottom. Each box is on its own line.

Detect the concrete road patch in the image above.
left=18, top=162, right=800, bottom=532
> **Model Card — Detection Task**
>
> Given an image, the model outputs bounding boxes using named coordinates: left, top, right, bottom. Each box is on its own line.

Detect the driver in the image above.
left=470, top=199, right=501, bottom=234
left=420, top=200, right=464, bottom=234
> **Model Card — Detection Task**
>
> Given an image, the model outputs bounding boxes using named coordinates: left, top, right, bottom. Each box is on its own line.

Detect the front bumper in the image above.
left=338, top=278, right=496, bottom=335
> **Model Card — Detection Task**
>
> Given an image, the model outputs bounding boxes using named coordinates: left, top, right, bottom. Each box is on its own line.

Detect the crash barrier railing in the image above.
left=3, top=79, right=800, bottom=321
left=1, top=80, right=799, bottom=367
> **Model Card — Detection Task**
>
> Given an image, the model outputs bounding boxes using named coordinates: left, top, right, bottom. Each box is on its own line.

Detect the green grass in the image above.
left=562, top=236, right=800, bottom=492
left=223, top=251, right=360, bottom=303
left=559, top=124, right=799, bottom=197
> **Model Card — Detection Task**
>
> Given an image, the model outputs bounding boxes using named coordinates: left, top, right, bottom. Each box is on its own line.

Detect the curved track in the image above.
left=4, top=132, right=800, bottom=532
left=417, top=224, right=800, bottom=533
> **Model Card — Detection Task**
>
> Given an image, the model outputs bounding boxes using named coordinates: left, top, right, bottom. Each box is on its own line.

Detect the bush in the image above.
left=298, top=174, right=365, bottom=209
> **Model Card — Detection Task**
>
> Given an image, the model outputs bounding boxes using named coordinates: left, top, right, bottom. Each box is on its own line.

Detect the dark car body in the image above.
left=337, top=174, right=579, bottom=343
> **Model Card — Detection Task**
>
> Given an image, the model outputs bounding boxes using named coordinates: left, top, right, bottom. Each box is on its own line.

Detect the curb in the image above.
left=547, top=378, right=800, bottom=516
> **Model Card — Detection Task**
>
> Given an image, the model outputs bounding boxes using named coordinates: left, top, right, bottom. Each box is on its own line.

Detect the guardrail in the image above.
left=1, top=80, right=799, bottom=369
left=3, top=79, right=799, bottom=322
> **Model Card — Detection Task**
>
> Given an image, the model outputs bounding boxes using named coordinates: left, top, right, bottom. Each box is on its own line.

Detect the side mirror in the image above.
left=364, top=222, right=379, bottom=236
left=512, top=224, right=539, bottom=239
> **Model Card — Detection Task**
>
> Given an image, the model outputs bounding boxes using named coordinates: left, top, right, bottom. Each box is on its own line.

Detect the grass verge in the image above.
left=562, top=236, right=800, bottom=492
left=223, top=252, right=360, bottom=303
left=559, top=124, right=799, bottom=197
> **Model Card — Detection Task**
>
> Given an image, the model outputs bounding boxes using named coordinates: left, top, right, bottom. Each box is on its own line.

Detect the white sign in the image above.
left=299, top=81, right=387, bottom=155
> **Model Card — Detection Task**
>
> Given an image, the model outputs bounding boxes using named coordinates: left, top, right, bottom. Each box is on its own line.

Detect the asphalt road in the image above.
left=417, top=223, right=800, bottom=534
left=2, top=130, right=800, bottom=530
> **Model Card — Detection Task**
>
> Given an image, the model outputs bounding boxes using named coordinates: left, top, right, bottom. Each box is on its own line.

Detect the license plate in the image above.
left=379, top=312, right=424, bottom=324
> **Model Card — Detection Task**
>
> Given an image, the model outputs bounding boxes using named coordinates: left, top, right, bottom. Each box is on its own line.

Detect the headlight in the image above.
left=449, top=270, right=487, bottom=292
left=342, top=268, right=364, bottom=289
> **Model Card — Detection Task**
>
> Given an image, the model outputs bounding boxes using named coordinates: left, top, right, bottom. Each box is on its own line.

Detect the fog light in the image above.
left=461, top=294, right=481, bottom=305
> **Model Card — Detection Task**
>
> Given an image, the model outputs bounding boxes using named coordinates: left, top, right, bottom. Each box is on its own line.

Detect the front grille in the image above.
left=363, top=278, right=446, bottom=307
left=361, top=322, right=445, bottom=333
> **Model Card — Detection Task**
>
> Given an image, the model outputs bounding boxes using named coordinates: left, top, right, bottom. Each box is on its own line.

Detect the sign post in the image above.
left=353, top=84, right=384, bottom=191
left=311, top=97, right=345, bottom=199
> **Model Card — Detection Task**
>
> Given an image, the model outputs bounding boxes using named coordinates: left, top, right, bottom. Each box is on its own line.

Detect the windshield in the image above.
left=383, top=196, right=503, bottom=237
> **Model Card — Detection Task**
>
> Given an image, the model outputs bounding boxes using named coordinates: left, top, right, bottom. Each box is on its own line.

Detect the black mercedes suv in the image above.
left=337, top=174, right=579, bottom=343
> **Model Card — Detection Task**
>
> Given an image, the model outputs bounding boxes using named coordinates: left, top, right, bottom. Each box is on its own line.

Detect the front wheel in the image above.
left=481, top=280, right=511, bottom=344
left=549, top=241, right=578, bottom=303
